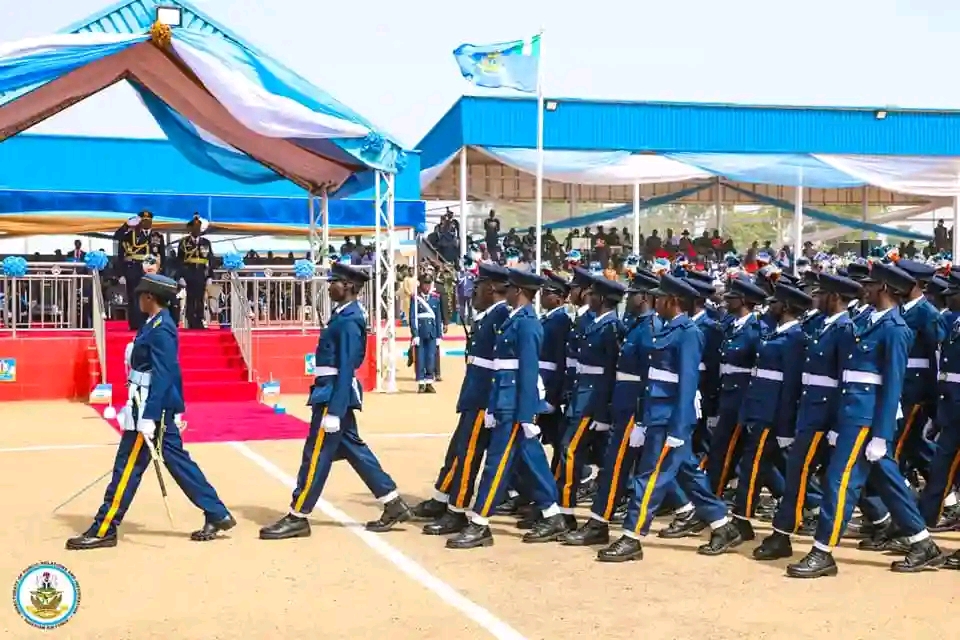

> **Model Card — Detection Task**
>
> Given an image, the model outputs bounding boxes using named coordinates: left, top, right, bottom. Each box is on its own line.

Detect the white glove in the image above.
left=179, top=278, right=187, bottom=286
left=321, top=414, right=341, bottom=433
left=123, top=342, right=134, bottom=374
left=135, top=417, right=156, bottom=441
left=628, top=424, right=646, bottom=447
left=590, top=421, right=612, bottom=432
left=118, top=276, right=126, bottom=285
left=541, top=402, right=556, bottom=414
left=895, top=404, right=904, bottom=420
left=777, top=437, right=794, bottom=449
left=483, top=412, right=496, bottom=429
left=706, top=416, right=719, bottom=431
left=827, top=431, right=838, bottom=447
left=922, top=418, right=936, bottom=442
left=865, top=437, right=887, bottom=462
left=521, top=422, right=540, bottom=438
left=205, top=278, right=212, bottom=286
left=116, top=404, right=134, bottom=430
left=412, top=337, right=421, bottom=346
left=694, top=390, right=703, bottom=420
left=666, top=436, right=684, bottom=448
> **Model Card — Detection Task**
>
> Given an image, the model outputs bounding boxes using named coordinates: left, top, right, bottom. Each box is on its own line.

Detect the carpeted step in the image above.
left=179, top=368, right=250, bottom=383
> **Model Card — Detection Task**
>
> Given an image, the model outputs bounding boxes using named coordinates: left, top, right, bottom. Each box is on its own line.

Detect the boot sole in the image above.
left=259, top=528, right=311, bottom=540
left=596, top=551, right=642, bottom=563
left=446, top=537, right=494, bottom=549
left=65, top=539, right=117, bottom=551
left=785, top=565, right=838, bottom=578
left=522, top=532, right=567, bottom=543
left=366, top=510, right=412, bottom=533
left=658, top=524, right=707, bottom=539
left=696, top=535, right=744, bottom=557
left=890, top=553, right=947, bottom=573
left=560, top=536, right=609, bottom=547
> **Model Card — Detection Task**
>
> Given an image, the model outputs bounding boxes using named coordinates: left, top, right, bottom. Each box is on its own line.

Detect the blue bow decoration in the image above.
left=395, top=150, right=408, bottom=172
left=83, top=250, right=109, bottom=271
left=293, top=259, right=316, bottom=280
left=1, top=256, right=27, bottom=278
left=221, top=251, right=245, bottom=272
left=362, top=132, right=385, bottom=155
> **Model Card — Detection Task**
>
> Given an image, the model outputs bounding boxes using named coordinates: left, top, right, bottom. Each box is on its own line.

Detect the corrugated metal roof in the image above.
left=59, top=0, right=257, bottom=52
left=417, top=95, right=960, bottom=162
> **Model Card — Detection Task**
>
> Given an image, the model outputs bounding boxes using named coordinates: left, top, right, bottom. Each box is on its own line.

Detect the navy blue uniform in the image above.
left=89, top=309, right=229, bottom=538
left=693, top=309, right=723, bottom=458
left=289, top=300, right=398, bottom=515
left=538, top=305, right=573, bottom=459
left=410, top=290, right=445, bottom=384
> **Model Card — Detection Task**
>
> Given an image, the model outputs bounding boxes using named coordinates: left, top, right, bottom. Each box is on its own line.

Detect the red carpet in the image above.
left=95, top=401, right=310, bottom=443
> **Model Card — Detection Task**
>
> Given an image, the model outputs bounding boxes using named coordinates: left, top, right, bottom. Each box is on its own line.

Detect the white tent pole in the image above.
left=954, top=185, right=960, bottom=259
left=793, top=172, right=804, bottom=276
left=632, top=182, right=641, bottom=254
left=534, top=29, right=545, bottom=278
left=307, top=193, right=316, bottom=262
left=459, top=147, right=468, bottom=258
left=714, top=177, right=723, bottom=234
left=321, top=186, right=330, bottom=267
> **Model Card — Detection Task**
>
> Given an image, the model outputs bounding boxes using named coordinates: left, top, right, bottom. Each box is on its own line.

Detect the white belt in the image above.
left=495, top=359, right=519, bottom=370
left=698, top=363, right=706, bottom=371
left=314, top=366, right=338, bottom=376
left=842, top=370, right=883, bottom=385
left=906, top=358, right=930, bottom=369
left=128, top=370, right=151, bottom=386
left=577, top=364, right=604, bottom=375
left=467, top=356, right=495, bottom=369
left=566, top=358, right=579, bottom=368
left=538, top=361, right=558, bottom=371
left=616, top=371, right=643, bottom=382
left=720, top=364, right=752, bottom=376
left=802, top=373, right=838, bottom=388
left=752, top=368, right=784, bottom=382
left=940, top=372, right=960, bottom=384
left=648, top=367, right=679, bottom=383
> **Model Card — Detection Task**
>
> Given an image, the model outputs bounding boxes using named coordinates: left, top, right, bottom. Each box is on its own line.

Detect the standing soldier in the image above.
left=66, top=274, right=235, bottom=549
left=176, top=215, right=214, bottom=330
left=787, top=262, right=945, bottom=578
left=259, top=263, right=412, bottom=540
left=114, top=211, right=162, bottom=331
left=410, top=274, right=447, bottom=393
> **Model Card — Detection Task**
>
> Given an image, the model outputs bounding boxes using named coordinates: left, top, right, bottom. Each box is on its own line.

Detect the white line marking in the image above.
left=365, top=432, right=451, bottom=439
left=0, top=443, right=116, bottom=454
left=229, top=441, right=527, bottom=640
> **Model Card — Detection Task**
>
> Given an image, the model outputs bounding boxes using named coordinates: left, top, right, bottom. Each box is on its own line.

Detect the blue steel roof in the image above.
left=417, top=95, right=960, bottom=168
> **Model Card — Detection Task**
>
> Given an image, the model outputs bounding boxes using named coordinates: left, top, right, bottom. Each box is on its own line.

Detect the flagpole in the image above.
left=534, top=28, right=545, bottom=284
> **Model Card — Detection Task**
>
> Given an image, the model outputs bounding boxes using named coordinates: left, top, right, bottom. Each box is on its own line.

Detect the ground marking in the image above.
left=229, top=441, right=527, bottom=640
left=0, top=443, right=116, bottom=454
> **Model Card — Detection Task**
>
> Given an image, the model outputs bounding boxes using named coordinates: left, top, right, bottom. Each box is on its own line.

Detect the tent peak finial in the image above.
left=149, top=21, right=172, bottom=48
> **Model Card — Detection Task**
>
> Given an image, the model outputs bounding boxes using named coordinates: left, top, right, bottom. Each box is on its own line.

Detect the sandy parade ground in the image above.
left=1, top=357, right=957, bottom=639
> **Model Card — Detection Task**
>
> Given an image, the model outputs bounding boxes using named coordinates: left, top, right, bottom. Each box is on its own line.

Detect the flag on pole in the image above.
left=452, top=35, right=541, bottom=93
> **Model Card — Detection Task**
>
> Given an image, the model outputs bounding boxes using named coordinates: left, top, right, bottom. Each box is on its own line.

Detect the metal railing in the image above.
left=90, top=270, right=107, bottom=382
left=0, top=262, right=95, bottom=336
left=227, top=272, right=254, bottom=382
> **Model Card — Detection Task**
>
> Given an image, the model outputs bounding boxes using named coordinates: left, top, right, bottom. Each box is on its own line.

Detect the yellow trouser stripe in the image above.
left=454, top=410, right=487, bottom=507
left=294, top=409, right=328, bottom=513
left=793, top=431, right=824, bottom=532
left=438, top=459, right=459, bottom=493
left=560, top=416, right=592, bottom=504
left=97, top=434, right=145, bottom=538
left=745, top=428, right=770, bottom=517
left=602, top=416, right=635, bottom=521
left=633, top=443, right=671, bottom=534
left=829, top=427, right=871, bottom=547
left=717, top=423, right=743, bottom=497
left=480, top=423, right=520, bottom=516
left=938, top=450, right=960, bottom=522
left=894, top=404, right=921, bottom=462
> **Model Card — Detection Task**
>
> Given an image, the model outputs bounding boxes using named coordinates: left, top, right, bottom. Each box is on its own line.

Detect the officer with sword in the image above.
left=64, top=273, right=236, bottom=550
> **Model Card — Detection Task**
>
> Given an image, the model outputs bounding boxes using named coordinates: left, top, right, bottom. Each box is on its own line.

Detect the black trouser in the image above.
left=183, top=266, right=207, bottom=329
left=123, top=263, right=145, bottom=330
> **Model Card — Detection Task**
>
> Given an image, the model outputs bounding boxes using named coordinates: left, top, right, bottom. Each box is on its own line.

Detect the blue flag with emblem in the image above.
left=453, top=35, right=541, bottom=93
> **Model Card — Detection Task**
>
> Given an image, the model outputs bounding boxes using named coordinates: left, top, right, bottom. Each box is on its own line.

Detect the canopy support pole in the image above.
left=374, top=170, right=397, bottom=393
left=632, top=183, right=641, bottom=255
left=793, top=174, right=804, bottom=276
left=321, top=187, right=330, bottom=267
left=459, top=148, right=468, bottom=258
left=714, top=177, right=723, bottom=234
left=954, top=191, right=960, bottom=259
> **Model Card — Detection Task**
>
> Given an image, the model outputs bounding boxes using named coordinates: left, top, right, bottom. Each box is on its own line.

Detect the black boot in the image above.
left=734, top=516, right=756, bottom=541
left=847, top=515, right=890, bottom=540
left=493, top=494, right=522, bottom=516
left=577, top=478, right=599, bottom=503
left=522, top=513, right=570, bottom=543
left=424, top=384, right=437, bottom=394
left=611, top=498, right=628, bottom=524
left=422, top=510, right=468, bottom=535
left=417, top=384, right=427, bottom=394
left=943, top=549, right=960, bottom=570
left=858, top=526, right=910, bottom=553
left=597, top=535, right=643, bottom=562
left=659, top=510, right=707, bottom=539
left=755, top=495, right=779, bottom=522
left=786, top=547, right=838, bottom=578
left=890, top=538, right=945, bottom=573
left=366, top=497, right=412, bottom=532
left=65, top=531, right=118, bottom=550
left=753, top=531, right=793, bottom=561
left=560, top=517, right=610, bottom=546
left=260, top=513, right=310, bottom=540
left=191, top=514, right=237, bottom=542
left=446, top=522, right=493, bottom=549
left=411, top=498, right=448, bottom=521
left=931, top=504, right=960, bottom=533
left=697, top=521, right=744, bottom=556
left=796, top=512, right=818, bottom=537
left=515, top=508, right=540, bottom=530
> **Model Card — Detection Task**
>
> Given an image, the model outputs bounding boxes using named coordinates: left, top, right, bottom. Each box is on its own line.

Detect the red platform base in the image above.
left=250, top=329, right=376, bottom=394
left=0, top=332, right=98, bottom=401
